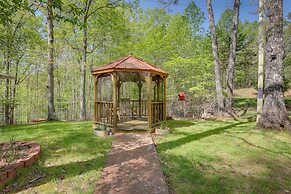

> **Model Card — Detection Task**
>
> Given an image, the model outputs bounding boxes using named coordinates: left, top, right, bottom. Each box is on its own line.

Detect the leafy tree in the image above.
left=0, top=10, right=43, bottom=124
left=46, top=0, right=59, bottom=120
left=184, top=1, right=205, bottom=36
left=0, top=0, right=32, bottom=25
left=60, top=0, right=126, bottom=120
left=206, top=0, right=224, bottom=113
left=225, top=0, right=240, bottom=113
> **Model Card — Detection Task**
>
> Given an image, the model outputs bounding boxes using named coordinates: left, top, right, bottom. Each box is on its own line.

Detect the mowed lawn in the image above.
left=0, top=121, right=112, bottom=193
left=155, top=117, right=291, bottom=194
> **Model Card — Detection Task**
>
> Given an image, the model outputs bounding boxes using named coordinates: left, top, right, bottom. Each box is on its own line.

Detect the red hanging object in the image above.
left=178, top=92, right=186, bottom=101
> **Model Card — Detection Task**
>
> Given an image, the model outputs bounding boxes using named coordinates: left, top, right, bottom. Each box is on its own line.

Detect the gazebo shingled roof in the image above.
left=92, top=55, right=168, bottom=77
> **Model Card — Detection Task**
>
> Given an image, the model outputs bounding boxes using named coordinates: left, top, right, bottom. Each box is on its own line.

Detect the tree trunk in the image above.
left=257, top=0, right=290, bottom=129
left=26, top=76, right=30, bottom=123
left=206, top=0, right=224, bottom=113
left=80, top=21, right=87, bottom=120
left=256, top=0, right=265, bottom=122
left=4, top=58, right=11, bottom=124
left=225, top=0, right=240, bottom=114
left=80, top=0, right=92, bottom=120
left=10, top=58, right=20, bottom=124
left=47, top=0, right=58, bottom=121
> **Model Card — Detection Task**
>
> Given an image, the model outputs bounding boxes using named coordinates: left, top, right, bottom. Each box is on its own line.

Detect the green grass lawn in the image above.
left=155, top=117, right=291, bottom=194
left=0, top=121, right=112, bottom=193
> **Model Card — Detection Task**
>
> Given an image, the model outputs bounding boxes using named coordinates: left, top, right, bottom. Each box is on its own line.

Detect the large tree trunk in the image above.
left=256, top=0, right=265, bottom=122
left=225, top=0, right=240, bottom=114
left=47, top=0, right=58, bottom=121
left=257, top=0, right=290, bottom=129
left=206, top=0, right=224, bottom=113
left=80, top=21, right=87, bottom=120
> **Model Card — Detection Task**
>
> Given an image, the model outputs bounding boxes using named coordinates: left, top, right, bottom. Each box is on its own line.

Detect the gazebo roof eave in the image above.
left=91, top=55, right=169, bottom=77
left=91, top=68, right=168, bottom=77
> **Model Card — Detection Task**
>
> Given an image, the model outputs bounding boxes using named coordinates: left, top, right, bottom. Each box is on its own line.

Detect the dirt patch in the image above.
left=234, top=88, right=291, bottom=98
left=95, top=132, right=169, bottom=194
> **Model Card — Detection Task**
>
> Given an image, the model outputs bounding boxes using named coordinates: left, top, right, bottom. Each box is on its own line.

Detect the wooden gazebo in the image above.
left=91, top=55, right=168, bottom=132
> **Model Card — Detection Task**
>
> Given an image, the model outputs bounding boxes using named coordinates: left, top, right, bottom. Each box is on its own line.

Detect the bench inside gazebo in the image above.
left=91, top=55, right=168, bottom=132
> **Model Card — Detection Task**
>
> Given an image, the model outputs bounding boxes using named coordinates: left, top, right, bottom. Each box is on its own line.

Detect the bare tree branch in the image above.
left=86, top=39, right=104, bottom=54
left=87, top=1, right=120, bottom=18
left=61, top=36, right=82, bottom=51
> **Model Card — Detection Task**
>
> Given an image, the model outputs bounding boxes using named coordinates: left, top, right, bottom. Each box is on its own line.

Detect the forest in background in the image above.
left=0, top=0, right=290, bottom=124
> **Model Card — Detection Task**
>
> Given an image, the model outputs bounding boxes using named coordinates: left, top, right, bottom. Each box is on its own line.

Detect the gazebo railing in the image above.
left=94, top=100, right=165, bottom=128
left=94, top=101, right=114, bottom=125
left=152, top=102, right=164, bottom=125
left=119, top=99, right=148, bottom=120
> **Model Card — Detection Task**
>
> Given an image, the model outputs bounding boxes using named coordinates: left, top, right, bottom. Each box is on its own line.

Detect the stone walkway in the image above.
left=95, top=132, right=169, bottom=194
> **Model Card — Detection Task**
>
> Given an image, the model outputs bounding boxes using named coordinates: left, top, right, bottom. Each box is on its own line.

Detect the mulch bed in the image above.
left=0, top=142, right=31, bottom=170
left=0, top=141, right=41, bottom=186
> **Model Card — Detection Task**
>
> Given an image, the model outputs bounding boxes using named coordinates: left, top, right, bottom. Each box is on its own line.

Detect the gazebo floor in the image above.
left=117, top=119, right=148, bottom=131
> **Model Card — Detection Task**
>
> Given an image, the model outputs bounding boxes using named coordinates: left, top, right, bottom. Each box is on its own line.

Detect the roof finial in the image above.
left=129, top=52, right=132, bottom=56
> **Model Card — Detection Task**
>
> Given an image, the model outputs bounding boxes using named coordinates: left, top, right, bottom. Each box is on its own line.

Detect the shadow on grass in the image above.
left=0, top=121, right=112, bottom=193
left=166, top=120, right=196, bottom=129
left=6, top=145, right=109, bottom=193
left=226, top=134, right=291, bottom=159
left=161, top=153, right=290, bottom=194
left=6, top=139, right=110, bottom=193
left=158, top=121, right=251, bottom=151
left=9, top=157, right=104, bottom=193
left=0, top=121, right=85, bottom=134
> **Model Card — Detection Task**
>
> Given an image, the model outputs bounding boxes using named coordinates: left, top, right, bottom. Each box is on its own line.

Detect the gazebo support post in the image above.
left=137, top=82, right=143, bottom=118
left=117, top=80, right=121, bottom=107
left=146, top=74, right=152, bottom=131
left=93, top=75, right=99, bottom=129
left=154, top=85, right=156, bottom=101
left=117, top=81, right=122, bottom=121
left=163, top=77, right=167, bottom=121
left=157, top=78, right=161, bottom=122
left=157, top=79, right=160, bottom=101
left=111, top=73, right=118, bottom=133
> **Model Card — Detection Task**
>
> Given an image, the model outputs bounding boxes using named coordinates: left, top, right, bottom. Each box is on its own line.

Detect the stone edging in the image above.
left=0, top=141, right=41, bottom=186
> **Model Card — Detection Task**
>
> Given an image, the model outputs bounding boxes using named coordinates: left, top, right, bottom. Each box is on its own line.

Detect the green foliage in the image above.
left=183, top=1, right=205, bottom=35
left=160, top=120, right=169, bottom=129
left=216, top=9, right=258, bottom=89
left=0, top=0, right=32, bottom=25
left=1, top=0, right=286, bottom=124
left=165, top=55, right=214, bottom=97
